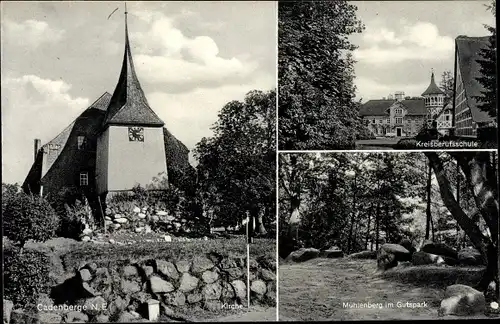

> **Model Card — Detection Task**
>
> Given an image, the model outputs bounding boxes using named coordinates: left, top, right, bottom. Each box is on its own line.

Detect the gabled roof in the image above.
left=359, top=99, right=427, bottom=116
left=103, top=15, right=164, bottom=127
left=456, top=35, right=493, bottom=123
left=421, top=72, right=445, bottom=96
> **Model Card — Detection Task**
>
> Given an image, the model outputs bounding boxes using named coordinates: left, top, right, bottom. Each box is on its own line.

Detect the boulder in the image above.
left=83, top=228, right=93, bottom=236
left=377, top=244, right=411, bottom=270
left=95, top=314, right=110, bottom=322
left=202, top=282, right=222, bottom=300
left=150, top=276, right=175, bottom=293
left=142, top=265, right=154, bottom=278
left=348, top=250, right=377, bottom=259
left=117, top=311, right=139, bottom=322
left=178, top=273, right=199, bottom=293
left=138, top=213, right=146, bottom=219
left=80, top=268, right=92, bottom=282
left=260, top=268, right=276, bottom=281
left=39, top=312, right=63, bottom=323
left=164, top=235, right=172, bottom=242
left=231, top=280, right=247, bottom=300
left=164, top=291, right=186, bottom=307
left=458, top=248, right=483, bottom=266
left=412, top=251, right=446, bottom=266
left=399, top=238, right=416, bottom=255
left=320, top=249, right=344, bottom=258
left=156, top=211, right=168, bottom=216
left=123, top=265, right=139, bottom=277
left=204, top=300, right=222, bottom=312
left=202, top=270, right=219, bottom=284
left=83, top=296, right=107, bottom=316
left=439, top=284, right=486, bottom=316
left=250, top=280, right=267, bottom=295
left=221, top=281, right=235, bottom=299
left=421, top=241, right=458, bottom=260
left=156, top=260, right=179, bottom=280
left=176, top=260, right=191, bottom=273
left=114, top=214, right=123, bottom=219
left=285, top=248, right=320, bottom=263
left=192, top=256, right=214, bottom=273
left=135, top=227, right=143, bottom=233
left=187, top=293, right=203, bottom=304
left=115, top=218, right=128, bottom=224
left=82, top=236, right=91, bottom=242
left=133, top=206, right=141, bottom=213
left=108, top=296, right=129, bottom=315
left=65, top=310, right=89, bottom=323
left=121, top=279, right=141, bottom=294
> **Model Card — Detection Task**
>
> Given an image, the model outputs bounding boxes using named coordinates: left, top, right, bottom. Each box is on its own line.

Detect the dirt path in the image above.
left=206, top=307, right=277, bottom=322
left=279, top=258, right=494, bottom=321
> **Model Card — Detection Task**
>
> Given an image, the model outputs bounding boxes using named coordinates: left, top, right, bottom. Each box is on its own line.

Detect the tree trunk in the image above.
left=425, top=160, right=432, bottom=240
left=365, top=204, right=372, bottom=250
left=347, top=172, right=357, bottom=254
left=255, top=207, right=267, bottom=236
left=375, top=201, right=380, bottom=250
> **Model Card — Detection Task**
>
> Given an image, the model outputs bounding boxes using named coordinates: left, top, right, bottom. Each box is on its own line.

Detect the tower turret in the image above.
left=421, top=70, right=445, bottom=127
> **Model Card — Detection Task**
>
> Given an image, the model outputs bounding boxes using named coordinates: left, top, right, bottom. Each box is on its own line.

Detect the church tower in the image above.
left=421, top=71, right=445, bottom=128
left=96, top=7, right=167, bottom=196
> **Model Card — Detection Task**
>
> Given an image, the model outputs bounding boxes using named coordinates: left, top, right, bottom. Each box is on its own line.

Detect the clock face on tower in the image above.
left=128, top=127, right=144, bottom=142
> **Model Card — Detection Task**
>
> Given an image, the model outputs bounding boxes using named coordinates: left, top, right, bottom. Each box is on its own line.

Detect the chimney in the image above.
left=34, top=139, right=41, bottom=162
left=395, top=91, right=405, bottom=101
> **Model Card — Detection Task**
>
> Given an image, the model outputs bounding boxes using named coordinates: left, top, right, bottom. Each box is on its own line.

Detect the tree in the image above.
left=278, top=1, right=366, bottom=149
left=474, top=0, right=497, bottom=119
left=194, top=89, right=276, bottom=236
left=439, top=71, right=454, bottom=106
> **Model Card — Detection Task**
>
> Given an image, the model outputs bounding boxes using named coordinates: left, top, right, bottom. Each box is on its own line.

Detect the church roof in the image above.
left=455, top=35, right=493, bottom=123
left=359, top=99, right=427, bottom=117
left=421, top=72, right=445, bottom=96
left=103, top=14, right=164, bottom=127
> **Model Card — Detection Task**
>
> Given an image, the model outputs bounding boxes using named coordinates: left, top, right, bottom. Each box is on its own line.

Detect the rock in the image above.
left=135, top=227, right=144, bottom=233
left=202, top=282, right=222, bottom=300
left=105, top=215, right=112, bottom=221
left=114, top=214, right=123, bottom=219
left=421, top=241, right=458, bottom=260
left=95, top=314, right=110, bottom=322
left=150, top=276, right=175, bottom=293
left=133, top=206, right=141, bottom=213
left=157, top=260, right=179, bottom=280
left=65, top=310, right=89, bottom=323
left=3, top=299, right=13, bottom=324
left=39, top=312, right=63, bottom=323
left=412, top=251, right=446, bottom=266
left=123, top=265, right=139, bottom=277
left=109, top=296, right=129, bottom=315
left=439, top=284, right=486, bottom=316
left=109, top=239, right=116, bottom=244
left=117, top=311, right=138, bottom=322
left=80, top=268, right=92, bottom=281
left=202, top=270, right=219, bottom=284
left=82, top=236, right=91, bottom=242
left=178, top=273, right=199, bottom=293
left=221, top=281, right=235, bottom=299
left=144, top=225, right=152, bottom=233
left=204, top=300, right=222, bottom=312
left=164, top=291, right=186, bottom=307
left=105, top=220, right=113, bottom=226
left=115, top=218, right=128, bottom=224
left=113, top=224, right=121, bottom=230
left=138, top=213, right=146, bottom=219
left=225, top=267, right=244, bottom=280
left=231, top=280, right=247, bottom=299
left=348, top=250, right=377, bottom=259
left=82, top=282, right=98, bottom=296
left=83, top=228, right=93, bottom=235
left=187, top=293, right=203, bottom=304
left=166, top=215, right=176, bottom=221
left=121, top=279, right=141, bottom=294
left=142, top=265, right=154, bottom=277
left=151, top=215, right=160, bottom=222
left=399, top=238, right=416, bottom=255
left=458, top=248, right=483, bottom=265
left=260, top=268, right=276, bottom=281
left=164, top=235, right=172, bottom=242
left=285, top=248, right=320, bottom=263
left=220, top=258, right=238, bottom=269
left=377, top=244, right=411, bottom=271
left=83, top=296, right=107, bottom=316
left=320, top=249, right=344, bottom=258
left=157, top=211, right=168, bottom=216
left=176, top=260, right=191, bottom=273
left=250, top=280, right=267, bottom=295
left=192, top=256, right=214, bottom=273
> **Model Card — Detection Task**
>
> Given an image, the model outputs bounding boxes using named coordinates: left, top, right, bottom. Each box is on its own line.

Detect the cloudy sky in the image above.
left=1, top=1, right=276, bottom=185
left=350, top=0, right=495, bottom=102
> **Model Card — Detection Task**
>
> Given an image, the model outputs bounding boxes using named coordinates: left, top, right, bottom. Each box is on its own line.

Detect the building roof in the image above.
left=421, top=72, right=445, bottom=96
left=103, top=15, right=164, bottom=127
left=359, top=99, right=427, bottom=117
left=456, top=35, right=493, bottom=123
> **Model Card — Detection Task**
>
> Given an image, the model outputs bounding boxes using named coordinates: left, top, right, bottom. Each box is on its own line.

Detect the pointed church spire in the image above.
left=103, top=3, right=164, bottom=127
left=421, top=69, right=445, bottom=96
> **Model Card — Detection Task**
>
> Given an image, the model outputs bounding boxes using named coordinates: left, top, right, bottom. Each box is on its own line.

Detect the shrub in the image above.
left=46, top=187, right=86, bottom=240
left=4, top=249, right=52, bottom=307
left=3, top=193, right=60, bottom=245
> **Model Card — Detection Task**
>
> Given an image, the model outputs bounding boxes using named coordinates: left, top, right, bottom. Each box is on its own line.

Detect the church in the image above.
left=22, top=10, right=194, bottom=201
left=359, top=72, right=452, bottom=138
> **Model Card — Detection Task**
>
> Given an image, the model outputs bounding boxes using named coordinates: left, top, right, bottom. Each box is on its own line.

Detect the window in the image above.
left=395, top=117, right=403, bottom=124
left=80, top=172, right=88, bottom=186
left=445, top=115, right=450, bottom=121
left=77, top=136, right=86, bottom=150
left=395, top=108, right=403, bottom=115
left=386, top=118, right=390, bottom=124
left=378, top=119, right=383, bottom=123
left=372, top=119, right=376, bottom=124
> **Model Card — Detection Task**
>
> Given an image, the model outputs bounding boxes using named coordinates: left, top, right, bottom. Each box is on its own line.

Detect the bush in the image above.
left=46, top=187, right=86, bottom=240
left=4, top=249, right=52, bottom=307
left=3, top=193, right=60, bottom=245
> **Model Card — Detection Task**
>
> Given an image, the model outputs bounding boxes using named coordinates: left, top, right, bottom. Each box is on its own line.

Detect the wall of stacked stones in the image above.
left=17, top=253, right=276, bottom=323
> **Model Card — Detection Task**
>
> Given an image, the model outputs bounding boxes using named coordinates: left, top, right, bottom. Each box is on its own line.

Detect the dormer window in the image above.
left=395, top=108, right=403, bottom=115
left=79, top=172, right=89, bottom=186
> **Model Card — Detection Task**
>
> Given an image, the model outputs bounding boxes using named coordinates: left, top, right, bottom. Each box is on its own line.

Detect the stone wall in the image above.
left=8, top=252, right=275, bottom=323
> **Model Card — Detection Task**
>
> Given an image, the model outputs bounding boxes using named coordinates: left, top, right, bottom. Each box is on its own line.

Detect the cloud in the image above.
left=354, top=21, right=454, bottom=64
left=355, top=76, right=428, bottom=101
left=1, top=19, right=65, bottom=48
left=128, top=11, right=258, bottom=90
left=1, top=75, right=89, bottom=184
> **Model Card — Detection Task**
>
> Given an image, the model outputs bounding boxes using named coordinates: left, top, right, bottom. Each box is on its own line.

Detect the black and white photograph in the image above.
left=2, top=1, right=276, bottom=323
left=278, top=151, right=499, bottom=321
left=278, top=1, right=497, bottom=150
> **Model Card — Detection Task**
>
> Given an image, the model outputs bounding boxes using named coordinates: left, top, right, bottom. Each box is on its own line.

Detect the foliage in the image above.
left=45, top=186, right=87, bottom=239
left=4, top=249, right=52, bottom=307
left=278, top=1, right=366, bottom=149
left=3, top=191, right=60, bottom=245
left=439, top=71, right=454, bottom=106
left=194, top=89, right=276, bottom=233
left=474, top=0, right=497, bottom=119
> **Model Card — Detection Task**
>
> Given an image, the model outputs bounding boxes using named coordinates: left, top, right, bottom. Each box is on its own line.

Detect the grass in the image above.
left=61, top=237, right=247, bottom=270
left=251, top=238, right=276, bottom=256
